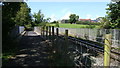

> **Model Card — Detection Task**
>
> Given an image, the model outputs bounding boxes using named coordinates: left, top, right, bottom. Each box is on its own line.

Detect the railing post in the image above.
left=52, top=26, right=55, bottom=49
left=52, top=26, right=54, bottom=38
left=41, top=26, right=43, bottom=36
left=64, top=30, right=68, bottom=53
left=46, top=26, right=48, bottom=38
left=104, top=34, right=112, bottom=68
left=43, top=26, right=45, bottom=37
left=49, top=26, right=51, bottom=40
left=65, top=29, right=68, bottom=50
left=65, top=30, right=68, bottom=41
left=56, top=28, right=59, bottom=53
left=64, top=29, right=68, bottom=64
left=56, top=28, right=59, bottom=36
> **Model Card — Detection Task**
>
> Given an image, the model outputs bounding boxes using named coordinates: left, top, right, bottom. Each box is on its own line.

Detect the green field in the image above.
left=49, top=23, right=100, bottom=28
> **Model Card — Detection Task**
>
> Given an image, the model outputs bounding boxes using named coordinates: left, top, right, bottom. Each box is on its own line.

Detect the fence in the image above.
left=34, top=27, right=41, bottom=35
left=10, top=26, right=25, bottom=39
left=34, top=26, right=120, bottom=67
left=54, top=28, right=120, bottom=48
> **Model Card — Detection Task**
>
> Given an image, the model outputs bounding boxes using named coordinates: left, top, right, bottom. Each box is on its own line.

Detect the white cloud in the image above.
left=50, top=14, right=57, bottom=22
left=85, top=15, right=102, bottom=20
left=60, top=11, right=72, bottom=20
left=86, top=14, right=92, bottom=19
left=95, top=15, right=101, bottom=19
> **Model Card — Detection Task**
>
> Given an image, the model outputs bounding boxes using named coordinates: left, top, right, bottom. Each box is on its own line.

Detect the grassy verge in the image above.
left=49, top=23, right=100, bottom=28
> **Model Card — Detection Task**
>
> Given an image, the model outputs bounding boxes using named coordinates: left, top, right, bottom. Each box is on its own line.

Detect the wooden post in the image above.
left=52, top=26, right=54, bottom=37
left=56, top=28, right=59, bottom=36
left=65, top=29, right=68, bottom=65
left=104, top=34, right=112, bottom=68
left=52, top=26, right=55, bottom=47
left=65, top=30, right=68, bottom=39
left=41, top=26, right=43, bottom=36
left=43, top=26, right=45, bottom=37
left=49, top=26, right=51, bottom=40
left=65, top=29, right=68, bottom=52
left=56, top=28, right=59, bottom=53
left=46, top=26, right=48, bottom=38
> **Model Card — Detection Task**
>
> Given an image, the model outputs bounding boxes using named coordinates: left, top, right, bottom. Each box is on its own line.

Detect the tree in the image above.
left=69, top=14, right=79, bottom=24
left=33, top=10, right=44, bottom=25
left=14, top=2, right=32, bottom=27
left=46, top=17, right=51, bottom=22
left=2, top=2, right=22, bottom=40
left=42, top=17, right=51, bottom=23
left=106, top=2, right=120, bottom=28
left=100, top=16, right=111, bottom=29
left=2, top=2, right=23, bottom=52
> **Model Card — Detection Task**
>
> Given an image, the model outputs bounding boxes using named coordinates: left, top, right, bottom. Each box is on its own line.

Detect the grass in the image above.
left=49, top=23, right=100, bottom=28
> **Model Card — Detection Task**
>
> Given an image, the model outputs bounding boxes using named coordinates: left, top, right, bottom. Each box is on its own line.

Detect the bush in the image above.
left=86, top=25, right=96, bottom=28
left=76, top=21, right=101, bottom=25
left=38, top=22, right=48, bottom=26
left=55, top=22, right=59, bottom=27
left=25, top=24, right=33, bottom=31
left=51, top=21, right=58, bottom=24
left=76, top=21, right=90, bottom=25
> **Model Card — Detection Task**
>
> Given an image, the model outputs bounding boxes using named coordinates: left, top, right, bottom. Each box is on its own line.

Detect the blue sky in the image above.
left=27, top=2, right=110, bottom=22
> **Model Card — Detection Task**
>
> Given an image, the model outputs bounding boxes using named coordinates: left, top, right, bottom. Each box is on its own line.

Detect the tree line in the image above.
left=2, top=2, right=50, bottom=52
left=67, top=2, right=120, bottom=29
left=2, top=2, right=50, bottom=39
left=2, top=1, right=120, bottom=42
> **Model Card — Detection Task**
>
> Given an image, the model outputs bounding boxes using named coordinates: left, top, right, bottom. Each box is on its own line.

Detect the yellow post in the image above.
left=104, top=34, right=112, bottom=68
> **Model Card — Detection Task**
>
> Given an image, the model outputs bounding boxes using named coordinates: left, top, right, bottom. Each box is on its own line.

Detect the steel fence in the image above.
left=34, top=26, right=120, bottom=67
left=54, top=28, right=120, bottom=48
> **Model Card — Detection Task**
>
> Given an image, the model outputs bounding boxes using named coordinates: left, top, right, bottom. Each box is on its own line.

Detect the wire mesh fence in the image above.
left=34, top=26, right=120, bottom=67
left=55, top=28, right=120, bottom=48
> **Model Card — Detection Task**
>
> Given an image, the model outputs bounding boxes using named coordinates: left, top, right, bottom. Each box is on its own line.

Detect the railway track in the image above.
left=57, top=35, right=120, bottom=62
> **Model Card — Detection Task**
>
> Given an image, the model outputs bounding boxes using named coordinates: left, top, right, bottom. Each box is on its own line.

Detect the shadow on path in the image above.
left=3, top=31, right=52, bottom=67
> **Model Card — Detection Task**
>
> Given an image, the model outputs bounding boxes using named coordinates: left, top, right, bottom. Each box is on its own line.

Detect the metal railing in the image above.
left=34, top=26, right=120, bottom=67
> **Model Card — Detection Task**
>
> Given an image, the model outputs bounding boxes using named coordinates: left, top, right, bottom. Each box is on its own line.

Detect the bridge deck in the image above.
left=4, top=31, right=51, bottom=67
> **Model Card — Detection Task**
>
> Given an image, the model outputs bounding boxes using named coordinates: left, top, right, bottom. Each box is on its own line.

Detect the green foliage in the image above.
left=39, top=22, right=48, bottom=26
left=51, top=21, right=58, bottom=24
left=33, top=10, right=44, bottom=25
left=49, top=23, right=100, bottom=28
left=2, top=2, right=32, bottom=59
left=32, top=10, right=51, bottom=26
left=69, top=14, right=79, bottom=24
left=76, top=21, right=101, bottom=25
left=99, top=17, right=111, bottom=29
left=14, top=2, right=32, bottom=26
left=50, top=21, right=59, bottom=27
left=2, top=2, right=22, bottom=40
left=45, top=17, right=51, bottom=22
left=106, top=2, right=120, bottom=28
left=56, top=23, right=59, bottom=27
left=77, top=21, right=89, bottom=24
left=24, top=24, right=33, bottom=31
left=86, top=25, right=96, bottom=29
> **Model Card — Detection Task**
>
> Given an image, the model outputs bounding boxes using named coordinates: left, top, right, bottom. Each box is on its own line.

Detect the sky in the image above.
left=26, top=2, right=111, bottom=22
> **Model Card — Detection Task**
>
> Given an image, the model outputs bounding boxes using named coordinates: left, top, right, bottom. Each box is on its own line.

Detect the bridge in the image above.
left=2, top=26, right=120, bottom=68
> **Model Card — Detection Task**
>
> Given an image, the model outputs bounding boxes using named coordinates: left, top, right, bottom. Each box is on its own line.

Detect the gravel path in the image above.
left=4, top=31, right=52, bottom=67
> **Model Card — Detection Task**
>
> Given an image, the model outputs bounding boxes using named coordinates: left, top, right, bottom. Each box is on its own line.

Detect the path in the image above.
left=4, top=31, right=52, bottom=67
